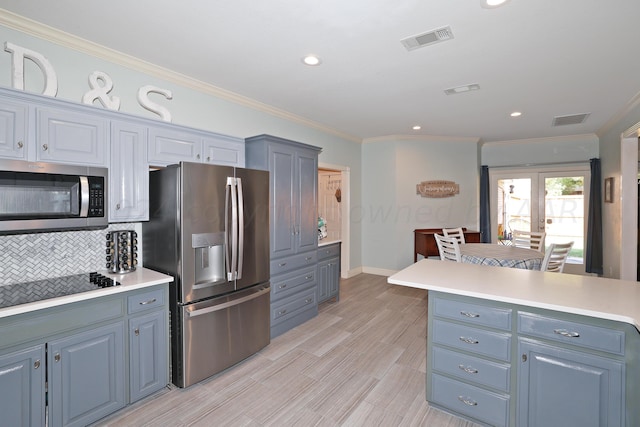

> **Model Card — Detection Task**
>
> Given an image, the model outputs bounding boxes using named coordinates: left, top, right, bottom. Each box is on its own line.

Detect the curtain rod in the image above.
left=487, top=160, right=591, bottom=169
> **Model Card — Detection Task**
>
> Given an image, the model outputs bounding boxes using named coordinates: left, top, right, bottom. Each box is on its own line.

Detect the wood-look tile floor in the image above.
left=95, top=273, right=480, bottom=427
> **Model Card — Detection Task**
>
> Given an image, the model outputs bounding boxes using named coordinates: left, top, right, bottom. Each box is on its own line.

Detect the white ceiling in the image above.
left=1, top=0, right=640, bottom=142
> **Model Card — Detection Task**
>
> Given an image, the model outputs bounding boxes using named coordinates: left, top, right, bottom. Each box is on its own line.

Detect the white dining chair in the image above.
left=442, top=227, right=465, bottom=244
left=434, top=234, right=462, bottom=262
left=512, top=230, right=546, bottom=252
left=540, top=242, right=574, bottom=272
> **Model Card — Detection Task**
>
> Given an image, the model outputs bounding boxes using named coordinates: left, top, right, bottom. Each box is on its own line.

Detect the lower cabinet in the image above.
left=0, top=284, right=169, bottom=427
left=427, top=292, right=640, bottom=427
left=317, top=242, right=340, bottom=304
left=48, top=323, right=125, bottom=427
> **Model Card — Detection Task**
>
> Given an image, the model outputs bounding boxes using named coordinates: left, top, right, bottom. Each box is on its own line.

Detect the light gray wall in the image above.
left=0, top=23, right=364, bottom=272
left=361, top=137, right=480, bottom=272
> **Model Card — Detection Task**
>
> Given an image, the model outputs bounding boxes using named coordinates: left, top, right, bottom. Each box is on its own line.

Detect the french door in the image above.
left=490, top=166, right=590, bottom=275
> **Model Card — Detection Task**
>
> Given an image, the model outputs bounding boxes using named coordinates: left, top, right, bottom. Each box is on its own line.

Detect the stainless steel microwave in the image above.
left=0, top=159, right=108, bottom=234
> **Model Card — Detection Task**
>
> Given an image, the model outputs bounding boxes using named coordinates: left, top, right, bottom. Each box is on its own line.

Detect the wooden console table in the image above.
left=414, top=228, right=481, bottom=262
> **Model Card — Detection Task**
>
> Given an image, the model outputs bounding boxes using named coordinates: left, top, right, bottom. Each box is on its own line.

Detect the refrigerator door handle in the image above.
left=236, top=177, right=244, bottom=280
left=186, top=285, right=270, bottom=318
left=225, top=177, right=233, bottom=281
left=227, top=176, right=239, bottom=281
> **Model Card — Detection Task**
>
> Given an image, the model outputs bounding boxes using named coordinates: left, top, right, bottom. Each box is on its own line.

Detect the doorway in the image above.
left=490, top=165, right=590, bottom=275
left=319, top=164, right=350, bottom=278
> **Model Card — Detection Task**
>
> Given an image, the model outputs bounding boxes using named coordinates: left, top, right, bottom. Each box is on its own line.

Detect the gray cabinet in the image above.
left=0, top=284, right=169, bottom=427
left=427, top=292, right=640, bottom=426
left=0, top=98, right=29, bottom=159
left=0, top=345, right=45, bottom=427
left=36, top=107, right=108, bottom=166
left=127, top=288, right=168, bottom=402
left=148, top=126, right=245, bottom=167
left=246, top=134, right=321, bottom=338
left=48, top=322, right=126, bottom=427
left=110, top=121, right=149, bottom=222
left=317, top=243, right=340, bottom=303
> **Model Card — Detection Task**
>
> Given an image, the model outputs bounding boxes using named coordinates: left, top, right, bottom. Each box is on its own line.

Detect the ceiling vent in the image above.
left=552, top=113, right=590, bottom=127
left=401, top=26, right=454, bottom=51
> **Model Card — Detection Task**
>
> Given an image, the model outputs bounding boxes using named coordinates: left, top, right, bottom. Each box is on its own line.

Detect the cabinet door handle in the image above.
left=553, top=328, right=580, bottom=338
left=116, top=203, right=121, bottom=210
left=459, top=336, right=479, bottom=344
left=207, top=156, right=211, bottom=162
left=458, top=364, right=478, bottom=374
left=34, top=359, right=40, bottom=369
left=457, top=396, right=478, bottom=406
left=17, top=140, right=23, bottom=149
left=460, top=311, right=480, bottom=318
left=42, top=143, right=48, bottom=151
left=196, top=154, right=201, bottom=159
left=134, top=328, right=140, bottom=336
left=54, top=353, right=61, bottom=362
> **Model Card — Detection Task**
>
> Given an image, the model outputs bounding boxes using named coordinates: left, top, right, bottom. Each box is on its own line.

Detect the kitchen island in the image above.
left=388, top=259, right=640, bottom=427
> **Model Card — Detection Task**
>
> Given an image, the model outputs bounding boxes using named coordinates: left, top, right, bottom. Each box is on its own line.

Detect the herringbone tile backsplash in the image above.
left=0, top=223, right=142, bottom=286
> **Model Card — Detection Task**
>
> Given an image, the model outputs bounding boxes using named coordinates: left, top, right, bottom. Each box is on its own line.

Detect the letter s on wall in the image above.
left=137, top=85, right=173, bottom=122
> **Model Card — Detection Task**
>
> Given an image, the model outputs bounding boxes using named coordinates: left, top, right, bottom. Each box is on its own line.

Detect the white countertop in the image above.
left=388, top=259, right=640, bottom=330
left=318, top=239, right=341, bottom=247
left=0, top=267, right=173, bottom=319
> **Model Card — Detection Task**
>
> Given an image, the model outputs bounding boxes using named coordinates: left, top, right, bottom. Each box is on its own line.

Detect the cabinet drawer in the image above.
left=432, top=346, right=510, bottom=392
left=433, top=296, right=512, bottom=331
left=518, top=312, right=625, bottom=355
left=271, top=287, right=317, bottom=325
left=432, top=319, right=511, bottom=361
left=431, top=373, right=509, bottom=427
left=317, top=243, right=340, bottom=260
left=270, top=251, right=318, bottom=276
left=127, top=288, right=165, bottom=314
left=271, top=267, right=316, bottom=299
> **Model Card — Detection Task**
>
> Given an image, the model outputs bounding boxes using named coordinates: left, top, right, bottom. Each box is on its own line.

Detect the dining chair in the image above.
left=434, top=233, right=462, bottom=262
left=512, top=230, right=546, bottom=252
left=540, top=242, right=574, bottom=272
left=442, top=227, right=465, bottom=244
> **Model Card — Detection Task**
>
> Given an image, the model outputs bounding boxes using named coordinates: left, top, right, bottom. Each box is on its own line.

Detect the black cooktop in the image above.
left=0, top=272, right=121, bottom=309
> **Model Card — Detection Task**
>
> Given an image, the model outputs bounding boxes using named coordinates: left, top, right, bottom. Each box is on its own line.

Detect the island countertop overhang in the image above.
left=388, top=259, right=640, bottom=331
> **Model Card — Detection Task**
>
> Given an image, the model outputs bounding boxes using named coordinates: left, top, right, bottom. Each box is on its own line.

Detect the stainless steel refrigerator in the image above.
left=143, top=161, right=270, bottom=388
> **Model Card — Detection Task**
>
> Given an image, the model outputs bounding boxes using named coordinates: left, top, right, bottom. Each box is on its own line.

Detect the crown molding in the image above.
left=598, top=89, right=640, bottom=138
left=362, top=134, right=480, bottom=144
left=482, top=133, right=598, bottom=147
left=0, top=9, right=361, bottom=143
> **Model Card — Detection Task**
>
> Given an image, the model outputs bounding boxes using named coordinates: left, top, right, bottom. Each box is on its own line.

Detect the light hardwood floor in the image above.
left=96, top=273, right=480, bottom=427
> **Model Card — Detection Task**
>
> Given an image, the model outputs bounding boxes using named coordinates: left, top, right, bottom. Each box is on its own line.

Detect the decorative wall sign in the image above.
left=416, top=180, right=460, bottom=198
left=82, top=71, right=121, bottom=110
left=3, top=40, right=173, bottom=122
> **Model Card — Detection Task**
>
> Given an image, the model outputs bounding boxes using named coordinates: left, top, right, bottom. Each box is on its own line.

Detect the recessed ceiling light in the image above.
left=302, top=55, right=321, bottom=66
left=412, top=125, right=422, bottom=130
left=481, top=0, right=510, bottom=9
left=444, top=84, right=480, bottom=95
left=510, top=111, right=522, bottom=117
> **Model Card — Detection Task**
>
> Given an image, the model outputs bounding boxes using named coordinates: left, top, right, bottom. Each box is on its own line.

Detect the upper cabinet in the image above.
left=0, top=98, right=29, bottom=160
left=37, top=107, right=108, bottom=166
left=148, top=125, right=245, bottom=168
left=245, top=134, right=320, bottom=259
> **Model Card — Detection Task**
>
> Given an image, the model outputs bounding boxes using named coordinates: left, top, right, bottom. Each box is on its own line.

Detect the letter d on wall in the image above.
left=4, top=42, right=58, bottom=96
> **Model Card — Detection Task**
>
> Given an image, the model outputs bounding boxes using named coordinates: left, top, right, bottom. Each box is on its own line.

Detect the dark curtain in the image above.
left=586, top=158, right=603, bottom=275
left=479, top=165, right=491, bottom=243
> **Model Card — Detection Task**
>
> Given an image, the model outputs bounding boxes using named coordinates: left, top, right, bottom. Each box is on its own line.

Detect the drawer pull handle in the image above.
left=457, top=396, right=478, bottom=406
left=459, top=336, right=479, bottom=344
left=554, top=328, right=580, bottom=338
left=460, top=311, right=480, bottom=318
left=458, top=364, right=478, bottom=374
left=304, top=298, right=312, bottom=304
left=278, top=309, right=287, bottom=315
left=305, top=275, right=312, bottom=280
left=279, top=284, right=287, bottom=289
left=279, top=262, right=287, bottom=267
left=139, top=298, right=157, bottom=305
left=305, top=257, right=313, bottom=261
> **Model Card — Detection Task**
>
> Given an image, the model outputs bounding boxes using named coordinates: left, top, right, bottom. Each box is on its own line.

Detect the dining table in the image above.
left=459, top=242, right=544, bottom=270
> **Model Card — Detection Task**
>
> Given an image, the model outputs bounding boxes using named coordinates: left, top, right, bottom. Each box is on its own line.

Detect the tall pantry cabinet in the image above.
left=245, top=135, right=321, bottom=338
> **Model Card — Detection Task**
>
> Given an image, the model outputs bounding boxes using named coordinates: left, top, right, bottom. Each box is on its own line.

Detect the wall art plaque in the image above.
left=416, top=180, right=459, bottom=198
